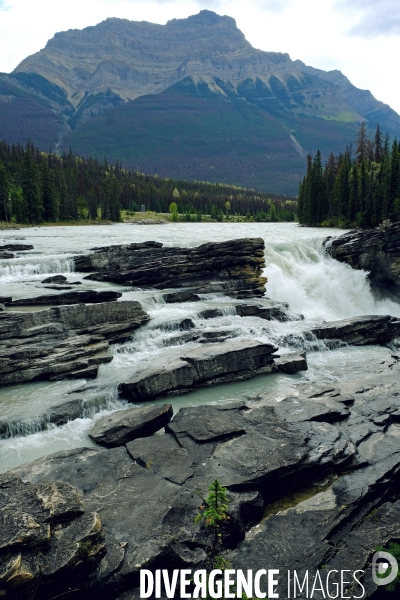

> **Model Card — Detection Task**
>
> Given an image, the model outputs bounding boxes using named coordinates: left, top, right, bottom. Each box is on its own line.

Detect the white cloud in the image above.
left=335, top=0, right=400, bottom=37
left=0, top=0, right=11, bottom=10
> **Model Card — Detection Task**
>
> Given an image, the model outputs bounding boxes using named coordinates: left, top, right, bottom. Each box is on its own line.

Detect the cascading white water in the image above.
left=0, top=222, right=399, bottom=473
left=0, top=256, right=75, bottom=283
left=264, top=237, right=400, bottom=320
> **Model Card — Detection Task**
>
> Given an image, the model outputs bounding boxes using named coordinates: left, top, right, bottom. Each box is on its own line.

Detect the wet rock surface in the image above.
left=0, top=243, right=34, bottom=251
left=74, top=238, right=267, bottom=298
left=89, top=404, right=173, bottom=448
left=5, top=362, right=400, bottom=598
left=118, top=339, right=306, bottom=401
left=310, top=314, right=400, bottom=346
left=7, top=290, right=122, bottom=306
left=325, top=221, right=400, bottom=296
left=0, top=301, right=149, bottom=384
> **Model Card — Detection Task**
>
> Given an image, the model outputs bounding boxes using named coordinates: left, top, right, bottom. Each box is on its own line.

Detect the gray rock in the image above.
left=0, top=303, right=4, bottom=311
left=118, top=339, right=280, bottom=401
left=88, top=404, right=173, bottom=447
left=9, top=367, right=400, bottom=599
left=75, top=238, right=267, bottom=298
left=0, top=243, right=33, bottom=251
left=326, top=221, right=400, bottom=296
left=41, top=274, right=67, bottom=283
left=235, top=300, right=290, bottom=321
left=0, top=473, right=104, bottom=599
left=162, top=291, right=200, bottom=303
left=310, top=314, right=400, bottom=345
left=274, top=351, right=308, bottom=373
left=198, top=308, right=223, bottom=319
left=10, top=289, right=122, bottom=306
left=0, top=301, right=149, bottom=384
left=0, top=251, right=14, bottom=259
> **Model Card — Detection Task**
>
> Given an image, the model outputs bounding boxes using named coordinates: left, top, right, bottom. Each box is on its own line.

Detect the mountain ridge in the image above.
left=1, top=10, right=399, bottom=193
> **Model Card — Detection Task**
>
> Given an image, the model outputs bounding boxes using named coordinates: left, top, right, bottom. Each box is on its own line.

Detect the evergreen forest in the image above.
left=0, top=141, right=297, bottom=224
left=298, top=124, right=400, bottom=227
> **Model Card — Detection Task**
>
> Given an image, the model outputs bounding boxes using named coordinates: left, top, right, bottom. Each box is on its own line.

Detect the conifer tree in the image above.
left=22, top=145, right=42, bottom=223
left=0, top=159, right=10, bottom=221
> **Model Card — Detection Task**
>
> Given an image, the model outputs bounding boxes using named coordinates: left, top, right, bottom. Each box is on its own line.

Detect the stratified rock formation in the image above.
left=89, top=404, right=173, bottom=448
left=0, top=476, right=105, bottom=599
left=311, top=315, right=400, bottom=345
left=5, top=358, right=400, bottom=599
left=0, top=301, right=149, bottom=384
left=325, top=222, right=400, bottom=296
left=74, top=238, right=267, bottom=298
left=118, top=340, right=306, bottom=401
left=7, top=290, right=121, bottom=306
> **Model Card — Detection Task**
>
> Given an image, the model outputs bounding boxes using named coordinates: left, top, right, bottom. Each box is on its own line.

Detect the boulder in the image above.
left=74, top=238, right=267, bottom=298
left=235, top=300, right=290, bottom=321
left=0, top=303, right=4, bottom=312
left=88, top=404, right=173, bottom=447
left=0, top=474, right=104, bottom=600
left=325, top=221, right=400, bottom=296
left=41, top=274, right=67, bottom=283
left=0, top=251, right=14, bottom=259
left=274, top=351, right=308, bottom=373
left=162, top=291, right=200, bottom=303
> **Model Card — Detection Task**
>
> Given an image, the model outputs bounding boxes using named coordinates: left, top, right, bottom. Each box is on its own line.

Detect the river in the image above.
left=1, top=222, right=399, bottom=473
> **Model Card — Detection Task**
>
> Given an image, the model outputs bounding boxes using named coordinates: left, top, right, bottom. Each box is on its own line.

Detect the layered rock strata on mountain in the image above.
left=74, top=238, right=267, bottom=298
left=325, top=222, right=400, bottom=295
left=0, top=301, right=149, bottom=384
left=118, top=339, right=306, bottom=401
left=6, top=360, right=400, bottom=598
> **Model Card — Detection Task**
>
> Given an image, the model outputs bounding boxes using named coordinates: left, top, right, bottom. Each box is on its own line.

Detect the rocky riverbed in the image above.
left=1, top=223, right=400, bottom=599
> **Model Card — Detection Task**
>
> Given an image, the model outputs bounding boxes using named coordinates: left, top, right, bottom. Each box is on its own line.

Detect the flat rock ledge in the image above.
left=118, top=339, right=307, bottom=401
left=88, top=404, right=173, bottom=448
left=5, top=360, right=400, bottom=599
left=74, top=238, right=267, bottom=298
left=4, top=290, right=121, bottom=306
left=0, top=301, right=149, bottom=385
left=325, top=221, right=400, bottom=295
left=311, top=314, right=400, bottom=346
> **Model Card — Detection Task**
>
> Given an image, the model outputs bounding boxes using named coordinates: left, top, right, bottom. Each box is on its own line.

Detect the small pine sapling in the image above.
left=195, top=479, right=229, bottom=570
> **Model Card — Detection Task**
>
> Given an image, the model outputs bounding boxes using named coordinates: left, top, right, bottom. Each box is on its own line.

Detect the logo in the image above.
left=372, top=551, right=398, bottom=587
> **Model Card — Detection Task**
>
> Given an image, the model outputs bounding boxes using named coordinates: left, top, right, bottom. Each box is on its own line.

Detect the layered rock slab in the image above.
left=325, top=221, right=400, bottom=296
left=118, top=339, right=307, bottom=401
left=74, top=238, right=267, bottom=298
left=310, top=314, right=400, bottom=346
left=0, top=301, right=149, bottom=384
left=7, top=289, right=121, bottom=306
left=89, top=404, right=173, bottom=447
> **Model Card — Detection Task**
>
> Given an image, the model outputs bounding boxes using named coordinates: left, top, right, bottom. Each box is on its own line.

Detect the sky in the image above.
left=0, top=0, right=399, bottom=114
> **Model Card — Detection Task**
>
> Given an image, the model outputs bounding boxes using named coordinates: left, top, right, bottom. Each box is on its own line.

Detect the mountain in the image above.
left=1, top=10, right=399, bottom=194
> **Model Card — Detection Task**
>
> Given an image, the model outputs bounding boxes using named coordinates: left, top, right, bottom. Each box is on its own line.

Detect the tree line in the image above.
left=298, top=123, right=400, bottom=227
left=0, top=141, right=297, bottom=224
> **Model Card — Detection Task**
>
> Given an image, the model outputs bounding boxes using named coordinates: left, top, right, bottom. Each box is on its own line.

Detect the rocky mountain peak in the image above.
left=167, top=9, right=237, bottom=28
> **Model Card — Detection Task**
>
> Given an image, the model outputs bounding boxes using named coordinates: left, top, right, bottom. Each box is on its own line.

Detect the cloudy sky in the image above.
left=1, top=0, right=399, bottom=113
